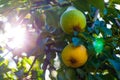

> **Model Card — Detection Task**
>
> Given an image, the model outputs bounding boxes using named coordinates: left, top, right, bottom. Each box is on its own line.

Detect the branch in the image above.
left=51, top=47, right=62, bottom=52
left=115, top=19, right=120, bottom=27
left=31, top=1, right=71, bottom=11
left=57, top=1, right=72, bottom=7
left=26, top=55, right=40, bottom=75
left=2, top=46, right=15, bottom=58
left=27, top=57, right=37, bottom=74
left=42, top=52, right=51, bottom=71
left=91, top=9, right=99, bottom=29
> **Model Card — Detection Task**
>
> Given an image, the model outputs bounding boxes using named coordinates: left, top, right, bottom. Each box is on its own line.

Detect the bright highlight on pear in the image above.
left=60, top=6, right=86, bottom=34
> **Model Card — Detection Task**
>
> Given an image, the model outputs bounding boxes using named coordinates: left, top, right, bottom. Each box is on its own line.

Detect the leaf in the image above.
left=34, top=13, right=46, bottom=30
left=108, top=59, right=120, bottom=71
left=108, top=59, right=120, bottom=79
left=0, top=0, right=24, bottom=15
left=0, top=0, right=9, bottom=5
left=86, top=42, right=96, bottom=56
left=93, top=20, right=101, bottom=34
left=98, top=21, right=112, bottom=37
left=87, top=73, right=95, bottom=80
left=88, top=0, right=105, bottom=12
left=0, top=57, right=5, bottom=66
left=0, top=75, right=4, bottom=80
left=31, top=70, right=43, bottom=79
left=90, top=7, right=98, bottom=17
left=112, top=41, right=117, bottom=48
left=65, top=68, right=77, bottom=80
left=0, top=64, right=10, bottom=75
left=100, top=27, right=112, bottom=38
left=17, top=8, right=30, bottom=23
left=73, top=0, right=105, bottom=12
left=45, top=9, right=60, bottom=28
left=72, top=37, right=82, bottom=46
left=73, top=0, right=90, bottom=11
left=57, top=70, right=66, bottom=80
left=76, top=69, right=85, bottom=78
left=110, top=0, right=120, bottom=4
left=101, top=73, right=117, bottom=80
left=15, top=69, right=24, bottom=78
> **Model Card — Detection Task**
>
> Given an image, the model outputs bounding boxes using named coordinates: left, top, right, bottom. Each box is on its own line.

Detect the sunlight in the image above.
left=8, top=58, right=17, bottom=69
left=0, top=49, right=17, bottom=69
left=116, top=54, right=120, bottom=58
left=115, top=4, right=120, bottom=10
left=104, top=0, right=109, bottom=3
left=0, top=49, right=12, bottom=58
left=106, top=24, right=112, bottom=29
left=0, top=15, right=7, bottom=22
left=45, top=69, right=51, bottom=80
left=4, top=23, right=26, bottom=49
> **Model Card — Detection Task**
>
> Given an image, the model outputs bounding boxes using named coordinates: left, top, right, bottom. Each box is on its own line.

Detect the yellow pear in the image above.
left=61, top=43, right=88, bottom=68
left=60, top=6, right=86, bottom=34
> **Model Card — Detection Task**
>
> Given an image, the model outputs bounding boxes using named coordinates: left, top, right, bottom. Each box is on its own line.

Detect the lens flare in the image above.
left=4, top=23, right=26, bottom=49
left=93, top=38, right=104, bottom=54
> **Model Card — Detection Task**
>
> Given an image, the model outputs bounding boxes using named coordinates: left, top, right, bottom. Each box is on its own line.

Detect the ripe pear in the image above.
left=60, top=6, right=86, bottom=34
left=61, top=43, right=88, bottom=68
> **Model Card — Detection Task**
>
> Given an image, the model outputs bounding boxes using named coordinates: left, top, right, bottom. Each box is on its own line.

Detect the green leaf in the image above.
left=93, top=20, right=101, bottom=34
left=45, top=9, right=60, bottom=28
left=15, top=69, right=24, bottom=78
left=101, top=27, right=112, bottom=38
left=17, top=8, right=30, bottom=23
left=0, top=57, right=4, bottom=66
left=87, top=42, right=96, bottom=55
left=101, top=73, right=117, bottom=80
left=65, top=68, right=77, bottom=80
left=72, top=37, right=83, bottom=46
left=73, top=0, right=105, bottom=12
left=0, top=0, right=9, bottom=5
left=31, top=70, right=43, bottom=79
left=108, top=59, right=120, bottom=71
left=76, top=69, right=85, bottom=78
left=57, top=70, right=66, bottom=80
left=0, top=75, right=4, bottom=80
left=87, top=73, right=95, bottom=80
left=112, top=41, right=117, bottom=48
left=73, top=0, right=90, bottom=11
left=34, top=12, right=46, bottom=30
left=0, top=64, right=10, bottom=75
left=110, top=0, right=120, bottom=4
left=108, top=59, right=120, bottom=79
left=88, top=0, right=105, bottom=12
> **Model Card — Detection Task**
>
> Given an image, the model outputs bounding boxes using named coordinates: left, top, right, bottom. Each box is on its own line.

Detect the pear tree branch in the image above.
left=115, top=19, right=120, bottom=27
left=91, top=9, right=99, bottom=29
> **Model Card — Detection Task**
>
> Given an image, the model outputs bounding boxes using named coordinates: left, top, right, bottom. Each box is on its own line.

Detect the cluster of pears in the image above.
left=60, top=6, right=88, bottom=68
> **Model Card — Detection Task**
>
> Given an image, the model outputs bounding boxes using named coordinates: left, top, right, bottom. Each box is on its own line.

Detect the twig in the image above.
left=2, top=48, right=14, bottom=58
left=115, top=19, right=120, bottom=27
left=91, top=9, right=99, bottom=29
left=51, top=47, right=62, bottom=52
left=42, top=52, right=51, bottom=71
left=31, top=1, right=71, bottom=11
left=26, top=55, right=39, bottom=75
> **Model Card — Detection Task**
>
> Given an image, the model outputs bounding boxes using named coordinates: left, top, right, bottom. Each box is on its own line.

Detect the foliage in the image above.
left=0, top=0, right=120, bottom=80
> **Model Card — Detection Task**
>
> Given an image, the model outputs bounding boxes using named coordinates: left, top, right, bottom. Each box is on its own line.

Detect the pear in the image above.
left=61, top=43, right=88, bottom=68
left=60, top=6, right=86, bottom=34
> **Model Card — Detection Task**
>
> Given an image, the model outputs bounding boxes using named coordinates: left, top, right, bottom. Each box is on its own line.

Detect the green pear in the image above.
left=60, top=6, right=86, bottom=34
